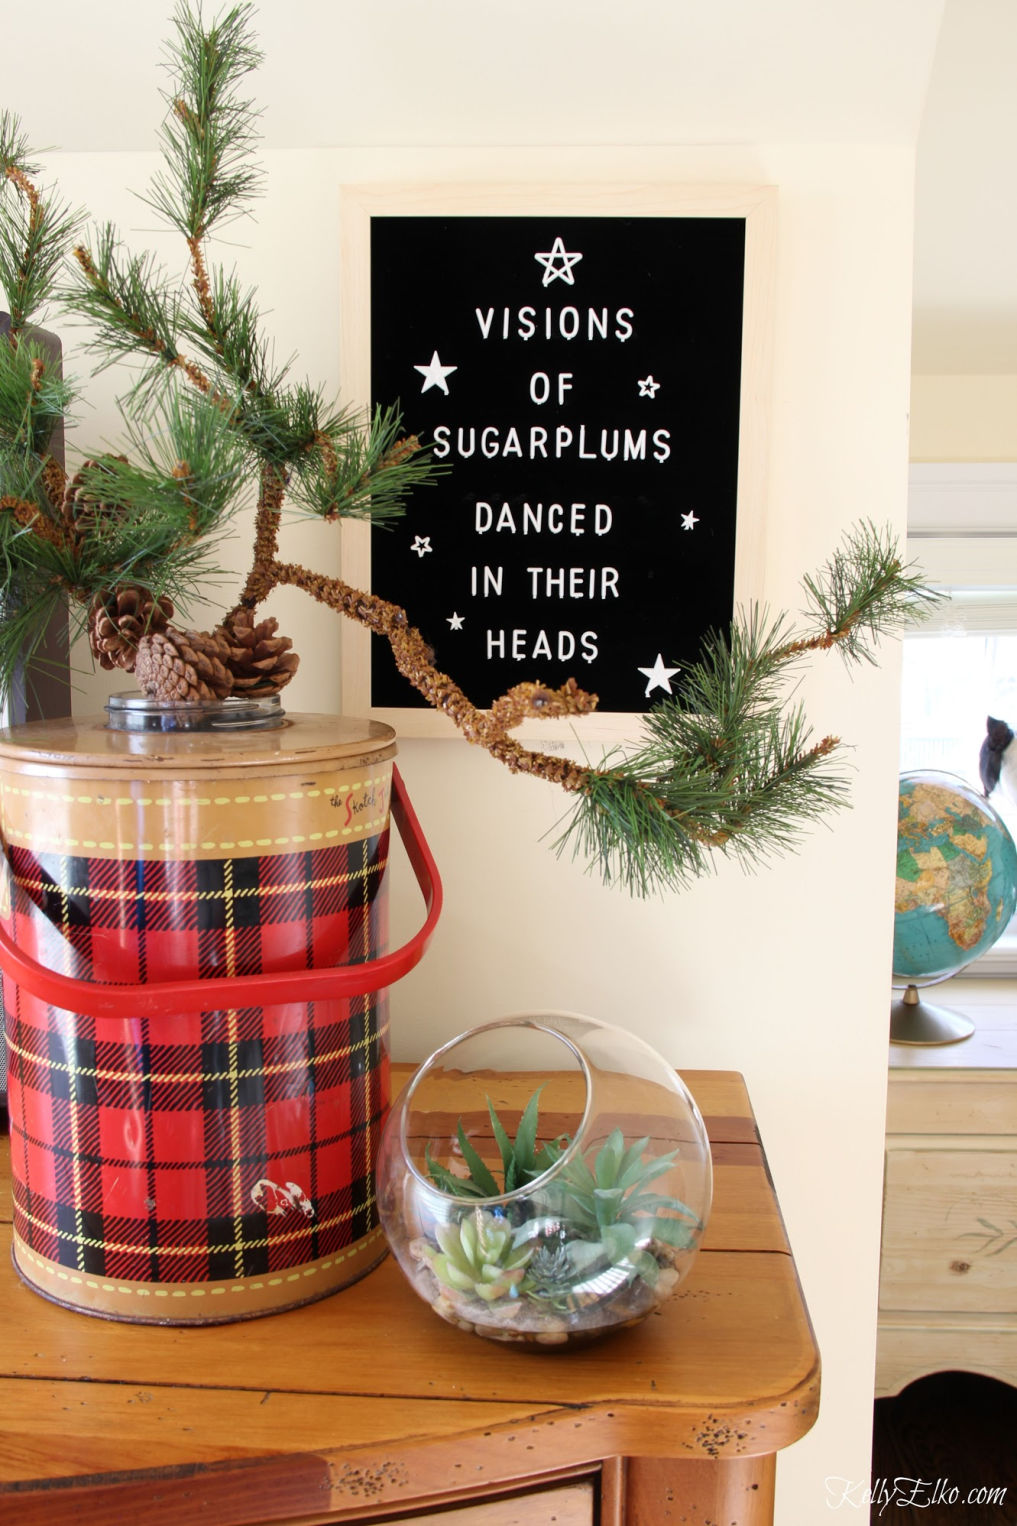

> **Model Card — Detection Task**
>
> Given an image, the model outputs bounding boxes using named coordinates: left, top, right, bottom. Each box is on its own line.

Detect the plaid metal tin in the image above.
left=0, top=721, right=398, bottom=1322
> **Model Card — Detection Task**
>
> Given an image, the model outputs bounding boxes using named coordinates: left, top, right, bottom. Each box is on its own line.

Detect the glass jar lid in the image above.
left=105, top=692, right=286, bottom=733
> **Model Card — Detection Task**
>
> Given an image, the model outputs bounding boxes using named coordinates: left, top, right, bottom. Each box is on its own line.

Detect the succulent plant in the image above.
left=420, top=1211, right=534, bottom=1303
left=425, top=1088, right=566, bottom=1200
left=554, top=1126, right=704, bottom=1259
left=419, top=1091, right=705, bottom=1324
left=526, top=1242, right=574, bottom=1296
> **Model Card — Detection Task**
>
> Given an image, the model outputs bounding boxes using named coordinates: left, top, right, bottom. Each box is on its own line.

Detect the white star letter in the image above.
left=681, top=510, right=699, bottom=531
left=637, top=653, right=680, bottom=698
left=638, top=376, right=661, bottom=398
left=534, top=237, right=583, bottom=287
left=447, top=612, right=465, bottom=631
left=414, top=351, right=458, bottom=395
left=411, top=535, right=432, bottom=558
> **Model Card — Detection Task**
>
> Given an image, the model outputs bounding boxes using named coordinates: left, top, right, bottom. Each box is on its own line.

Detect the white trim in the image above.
left=907, top=584, right=1017, bottom=635
left=906, top=464, right=1017, bottom=630
left=908, top=462, right=1017, bottom=537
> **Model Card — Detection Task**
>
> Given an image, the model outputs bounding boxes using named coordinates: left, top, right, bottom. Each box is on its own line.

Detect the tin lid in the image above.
left=0, top=699, right=397, bottom=777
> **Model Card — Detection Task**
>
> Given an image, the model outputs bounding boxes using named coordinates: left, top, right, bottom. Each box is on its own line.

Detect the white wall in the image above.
left=382, top=146, right=914, bottom=1526
left=48, top=134, right=916, bottom=1523
left=910, top=0, right=1017, bottom=375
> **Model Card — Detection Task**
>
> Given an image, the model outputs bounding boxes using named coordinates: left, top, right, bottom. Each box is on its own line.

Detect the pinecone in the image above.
left=134, top=625, right=235, bottom=703
left=224, top=608, right=300, bottom=694
left=60, top=456, right=128, bottom=547
left=88, top=585, right=175, bottom=672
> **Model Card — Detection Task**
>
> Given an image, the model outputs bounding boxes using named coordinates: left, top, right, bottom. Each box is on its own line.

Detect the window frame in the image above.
left=905, top=462, right=1017, bottom=977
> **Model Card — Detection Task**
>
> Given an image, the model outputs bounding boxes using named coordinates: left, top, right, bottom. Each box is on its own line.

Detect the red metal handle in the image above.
left=0, top=764, right=442, bottom=1022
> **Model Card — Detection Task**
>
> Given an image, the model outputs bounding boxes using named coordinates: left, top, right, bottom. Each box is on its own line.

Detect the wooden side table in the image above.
left=0, top=1068, right=819, bottom=1525
left=877, top=989, right=1017, bottom=1397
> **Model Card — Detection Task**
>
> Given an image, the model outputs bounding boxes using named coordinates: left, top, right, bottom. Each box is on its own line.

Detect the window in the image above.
left=901, top=464, right=1017, bottom=974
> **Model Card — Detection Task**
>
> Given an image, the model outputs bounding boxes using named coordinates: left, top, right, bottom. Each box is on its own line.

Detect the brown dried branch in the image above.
left=217, top=429, right=597, bottom=786
left=488, top=680, right=596, bottom=734
left=233, top=463, right=286, bottom=612
left=269, top=558, right=596, bottom=791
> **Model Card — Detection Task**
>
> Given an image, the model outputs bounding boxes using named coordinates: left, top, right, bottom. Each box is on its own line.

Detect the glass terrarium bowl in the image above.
left=375, top=1012, right=713, bottom=1347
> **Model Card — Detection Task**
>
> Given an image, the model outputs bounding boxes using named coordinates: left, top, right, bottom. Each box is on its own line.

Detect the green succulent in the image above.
left=423, top=1211, right=534, bottom=1302
left=425, top=1088, right=566, bottom=1200
left=527, top=1233, right=644, bottom=1304
left=422, top=1091, right=705, bottom=1309
left=554, top=1127, right=704, bottom=1256
left=526, top=1241, right=574, bottom=1295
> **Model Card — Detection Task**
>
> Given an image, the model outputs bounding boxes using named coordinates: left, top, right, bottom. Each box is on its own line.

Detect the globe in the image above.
left=892, top=770, right=1017, bottom=1042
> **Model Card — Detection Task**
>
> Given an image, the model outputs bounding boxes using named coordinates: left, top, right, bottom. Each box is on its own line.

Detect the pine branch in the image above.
left=62, top=384, right=247, bottom=597
left=75, top=524, right=233, bottom=615
left=147, top=1, right=266, bottom=416
left=0, top=119, right=79, bottom=707
left=0, top=490, right=77, bottom=702
left=0, top=334, right=74, bottom=458
left=233, top=379, right=329, bottom=463
left=0, top=574, right=69, bottom=701
left=286, top=403, right=445, bottom=525
left=66, top=227, right=229, bottom=409
left=791, top=518, right=938, bottom=664
left=147, top=2, right=264, bottom=244
left=53, top=8, right=444, bottom=651
left=0, top=114, right=37, bottom=181
left=230, top=406, right=446, bottom=612
left=558, top=713, right=847, bottom=898
left=0, top=377, right=245, bottom=700
left=88, top=391, right=245, bottom=537
left=177, top=262, right=286, bottom=396
left=0, top=112, right=83, bottom=334
left=547, top=524, right=938, bottom=896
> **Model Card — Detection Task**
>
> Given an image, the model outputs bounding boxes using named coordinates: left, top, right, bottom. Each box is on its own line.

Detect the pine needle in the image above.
left=551, top=524, right=937, bottom=896
left=797, top=518, right=940, bottom=663
left=147, top=2, right=265, bottom=241
left=0, top=111, right=83, bottom=332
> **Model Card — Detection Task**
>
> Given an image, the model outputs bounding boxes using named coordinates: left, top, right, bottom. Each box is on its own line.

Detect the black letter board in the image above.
left=339, top=186, right=775, bottom=735
left=369, top=215, right=745, bottom=715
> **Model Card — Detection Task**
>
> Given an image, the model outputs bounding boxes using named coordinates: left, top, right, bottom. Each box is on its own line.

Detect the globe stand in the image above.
left=890, top=983, right=975, bottom=1046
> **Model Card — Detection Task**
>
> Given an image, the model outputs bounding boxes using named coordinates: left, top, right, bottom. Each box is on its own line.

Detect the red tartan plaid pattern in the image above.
left=2, top=832, right=390, bottom=1284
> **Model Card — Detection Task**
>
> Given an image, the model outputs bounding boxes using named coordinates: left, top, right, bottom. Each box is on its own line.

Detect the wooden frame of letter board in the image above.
left=338, top=183, right=776, bottom=744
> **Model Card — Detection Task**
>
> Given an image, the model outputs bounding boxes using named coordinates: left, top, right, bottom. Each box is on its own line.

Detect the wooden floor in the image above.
left=870, top=1372, right=1017, bottom=1525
